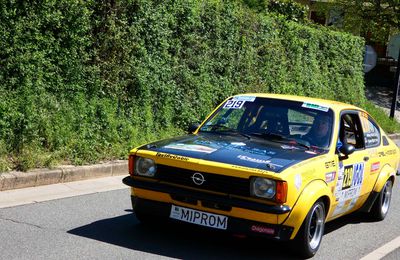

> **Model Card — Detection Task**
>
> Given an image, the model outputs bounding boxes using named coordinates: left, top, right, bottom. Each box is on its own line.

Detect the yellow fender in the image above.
left=283, top=179, right=331, bottom=239
left=373, top=164, right=396, bottom=192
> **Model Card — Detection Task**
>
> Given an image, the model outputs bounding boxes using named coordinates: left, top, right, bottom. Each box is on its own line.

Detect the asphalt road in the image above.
left=0, top=139, right=399, bottom=260
left=0, top=179, right=399, bottom=260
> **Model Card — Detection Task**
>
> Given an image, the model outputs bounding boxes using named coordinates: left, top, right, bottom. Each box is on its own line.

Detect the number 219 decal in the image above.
left=335, top=162, right=365, bottom=202
left=223, top=100, right=245, bottom=109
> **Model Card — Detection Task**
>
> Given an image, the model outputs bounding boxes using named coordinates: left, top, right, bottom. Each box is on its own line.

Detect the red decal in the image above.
left=371, top=162, right=380, bottom=173
left=325, top=171, right=336, bottom=183
left=251, top=225, right=275, bottom=235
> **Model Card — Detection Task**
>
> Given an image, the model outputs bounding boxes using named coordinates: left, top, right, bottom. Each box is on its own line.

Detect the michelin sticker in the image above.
left=334, top=162, right=365, bottom=202
left=301, top=102, right=329, bottom=112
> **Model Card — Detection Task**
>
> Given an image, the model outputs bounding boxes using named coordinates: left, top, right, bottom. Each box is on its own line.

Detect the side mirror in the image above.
left=188, top=123, right=200, bottom=134
left=339, top=143, right=355, bottom=156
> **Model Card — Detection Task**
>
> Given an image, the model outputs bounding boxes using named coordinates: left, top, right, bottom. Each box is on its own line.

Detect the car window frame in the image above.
left=338, top=110, right=365, bottom=151
left=360, top=114, right=381, bottom=148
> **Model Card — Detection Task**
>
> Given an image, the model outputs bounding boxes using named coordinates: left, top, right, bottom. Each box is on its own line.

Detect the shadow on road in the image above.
left=324, top=211, right=377, bottom=235
left=68, top=209, right=302, bottom=259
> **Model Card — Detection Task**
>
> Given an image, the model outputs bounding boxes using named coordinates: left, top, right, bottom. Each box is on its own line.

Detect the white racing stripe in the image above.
left=0, top=175, right=127, bottom=208
left=360, top=236, right=400, bottom=260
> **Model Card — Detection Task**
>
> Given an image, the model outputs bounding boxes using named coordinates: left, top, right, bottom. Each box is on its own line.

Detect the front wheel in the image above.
left=370, top=179, right=393, bottom=221
left=294, top=200, right=325, bottom=258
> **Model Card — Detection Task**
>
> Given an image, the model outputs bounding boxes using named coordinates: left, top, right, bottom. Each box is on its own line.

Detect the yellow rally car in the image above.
left=123, top=94, right=400, bottom=258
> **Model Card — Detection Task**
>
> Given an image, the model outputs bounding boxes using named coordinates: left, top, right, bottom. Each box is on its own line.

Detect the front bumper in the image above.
left=123, top=176, right=291, bottom=214
left=131, top=196, right=294, bottom=240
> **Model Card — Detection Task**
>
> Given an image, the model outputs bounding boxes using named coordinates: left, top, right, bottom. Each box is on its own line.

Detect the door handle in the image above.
left=363, top=156, right=369, bottom=162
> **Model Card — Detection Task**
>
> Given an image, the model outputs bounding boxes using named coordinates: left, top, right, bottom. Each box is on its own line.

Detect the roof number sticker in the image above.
left=302, top=102, right=329, bottom=112
left=233, top=96, right=256, bottom=102
left=223, top=100, right=245, bottom=109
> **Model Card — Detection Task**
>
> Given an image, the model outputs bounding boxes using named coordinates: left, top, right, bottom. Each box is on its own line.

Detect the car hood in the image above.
left=139, top=132, right=323, bottom=173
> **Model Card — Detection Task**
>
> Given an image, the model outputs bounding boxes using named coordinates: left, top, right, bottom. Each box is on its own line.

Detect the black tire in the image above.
left=134, top=208, right=154, bottom=224
left=131, top=197, right=168, bottom=225
left=370, top=179, right=393, bottom=221
left=294, top=200, right=326, bottom=259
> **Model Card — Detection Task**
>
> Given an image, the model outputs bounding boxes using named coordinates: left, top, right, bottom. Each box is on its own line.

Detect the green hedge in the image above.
left=0, top=0, right=365, bottom=171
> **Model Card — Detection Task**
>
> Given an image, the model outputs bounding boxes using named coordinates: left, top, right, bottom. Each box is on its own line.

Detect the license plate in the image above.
left=170, top=205, right=228, bottom=230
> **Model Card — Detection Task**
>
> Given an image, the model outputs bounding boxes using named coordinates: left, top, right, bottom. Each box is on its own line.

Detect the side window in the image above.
left=360, top=115, right=380, bottom=148
left=340, top=113, right=364, bottom=149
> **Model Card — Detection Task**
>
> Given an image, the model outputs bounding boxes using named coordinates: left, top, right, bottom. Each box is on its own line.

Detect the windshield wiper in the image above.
left=201, top=124, right=251, bottom=139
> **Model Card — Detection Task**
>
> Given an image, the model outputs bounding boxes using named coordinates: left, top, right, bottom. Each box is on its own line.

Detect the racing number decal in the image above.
left=342, top=163, right=364, bottom=190
left=223, top=100, right=245, bottom=109
left=335, top=162, right=365, bottom=202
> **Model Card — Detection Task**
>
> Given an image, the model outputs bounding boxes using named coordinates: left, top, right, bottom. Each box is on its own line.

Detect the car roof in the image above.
left=235, top=93, right=365, bottom=114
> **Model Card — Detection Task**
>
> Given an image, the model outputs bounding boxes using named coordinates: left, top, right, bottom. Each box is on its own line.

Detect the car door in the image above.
left=359, top=112, right=382, bottom=192
left=330, top=110, right=372, bottom=218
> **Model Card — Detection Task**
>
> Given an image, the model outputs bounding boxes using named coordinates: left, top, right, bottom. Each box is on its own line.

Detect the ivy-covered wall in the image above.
left=0, top=0, right=365, bottom=171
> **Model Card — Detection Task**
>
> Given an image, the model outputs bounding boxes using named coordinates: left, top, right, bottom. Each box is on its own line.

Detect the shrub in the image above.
left=0, top=0, right=366, bottom=171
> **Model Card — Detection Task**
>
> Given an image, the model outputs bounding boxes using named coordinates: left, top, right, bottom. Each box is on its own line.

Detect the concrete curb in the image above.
left=0, top=160, right=127, bottom=191
left=388, top=133, right=400, bottom=140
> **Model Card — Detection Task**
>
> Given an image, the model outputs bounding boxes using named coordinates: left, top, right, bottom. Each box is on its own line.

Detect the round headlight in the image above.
left=135, top=157, right=157, bottom=177
left=251, top=177, right=276, bottom=199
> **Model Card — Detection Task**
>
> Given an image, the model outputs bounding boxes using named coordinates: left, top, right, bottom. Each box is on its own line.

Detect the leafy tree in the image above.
left=316, top=0, right=400, bottom=43
left=241, top=0, right=309, bottom=22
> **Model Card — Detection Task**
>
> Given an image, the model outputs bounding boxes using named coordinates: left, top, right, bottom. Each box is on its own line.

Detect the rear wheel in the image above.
left=294, top=200, right=325, bottom=258
left=370, top=179, right=393, bottom=221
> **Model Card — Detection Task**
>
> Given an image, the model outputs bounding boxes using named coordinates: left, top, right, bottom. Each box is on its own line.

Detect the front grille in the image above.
left=156, top=164, right=250, bottom=197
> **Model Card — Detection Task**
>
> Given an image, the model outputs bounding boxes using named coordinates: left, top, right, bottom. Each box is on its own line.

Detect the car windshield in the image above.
left=200, top=96, right=334, bottom=150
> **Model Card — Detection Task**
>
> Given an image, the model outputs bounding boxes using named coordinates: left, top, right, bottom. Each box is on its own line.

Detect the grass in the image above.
left=364, top=101, right=400, bottom=134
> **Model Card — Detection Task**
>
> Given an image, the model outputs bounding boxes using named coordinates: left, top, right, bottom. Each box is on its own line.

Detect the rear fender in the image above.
left=283, top=179, right=331, bottom=239
left=373, top=164, right=396, bottom=192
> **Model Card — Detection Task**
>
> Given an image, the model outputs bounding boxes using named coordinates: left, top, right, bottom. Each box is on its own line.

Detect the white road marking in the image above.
left=360, top=236, right=400, bottom=260
left=0, top=176, right=127, bottom=208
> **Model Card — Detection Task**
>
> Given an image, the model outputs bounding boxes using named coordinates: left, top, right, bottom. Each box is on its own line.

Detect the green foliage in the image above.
left=267, top=0, right=309, bottom=22
left=241, top=0, right=309, bottom=22
left=315, top=0, right=400, bottom=44
left=363, top=102, right=400, bottom=134
left=0, top=0, right=366, bottom=171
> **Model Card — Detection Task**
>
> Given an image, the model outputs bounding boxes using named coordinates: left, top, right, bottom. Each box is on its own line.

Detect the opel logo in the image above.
left=191, top=172, right=206, bottom=185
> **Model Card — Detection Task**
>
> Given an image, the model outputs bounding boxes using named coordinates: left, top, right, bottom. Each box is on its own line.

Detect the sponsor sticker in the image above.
left=360, top=111, right=368, bottom=118
left=295, top=174, right=302, bottom=190
left=281, top=145, right=299, bottom=150
left=156, top=152, right=190, bottom=161
left=233, top=96, right=256, bottom=102
left=164, top=144, right=217, bottom=154
left=251, top=225, right=274, bottom=235
left=237, top=155, right=283, bottom=169
left=305, top=150, right=317, bottom=155
left=325, top=160, right=336, bottom=168
left=325, top=171, right=336, bottom=183
left=334, top=162, right=364, bottom=202
left=301, top=102, right=329, bottom=112
left=371, top=162, right=380, bottom=173
left=230, top=142, right=246, bottom=146
left=386, top=149, right=397, bottom=156
left=237, top=155, right=270, bottom=164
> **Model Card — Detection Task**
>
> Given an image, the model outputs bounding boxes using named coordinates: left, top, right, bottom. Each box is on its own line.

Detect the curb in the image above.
left=0, top=160, right=127, bottom=191
left=388, top=133, right=400, bottom=140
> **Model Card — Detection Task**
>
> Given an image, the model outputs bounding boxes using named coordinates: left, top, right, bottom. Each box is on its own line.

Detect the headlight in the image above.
left=135, top=157, right=157, bottom=177
left=251, top=177, right=276, bottom=199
